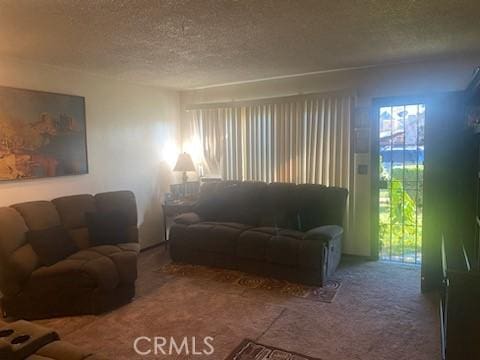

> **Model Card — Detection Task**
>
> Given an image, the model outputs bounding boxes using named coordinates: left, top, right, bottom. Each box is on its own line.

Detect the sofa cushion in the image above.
left=266, top=236, right=299, bottom=266
left=259, top=183, right=299, bottom=229
left=0, top=207, right=29, bottom=255
left=86, top=211, right=129, bottom=246
left=68, top=228, right=91, bottom=250
left=27, top=226, right=78, bottom=266
left=52, top=195, right=96, bottom=230
left=254, top=227, right=304, bottom=266
left=27, top=247, right=134, bottom=293
left=88, top=244, right=138, bottom=284
left=106, top=251, right=138, bottom=284
left=296, top=185, right=348, bottom=230
left=28, top=258, right=99, bottom=291
left=66, top=250, right=120, bottom=290
left=237, top=227, right=305, bottom=263
left=220, top=182, right=266, bottom=225
left=194, top=182, right=239, bottom=220
left=11, top=201, right=61, bottom=231
left=195, top=182, right=266, bottom=225
left=95, top=191, right=137, bottom=226
left=186, top=222, right=252, bottom=254
left=237, top=229, right=271, bottom=261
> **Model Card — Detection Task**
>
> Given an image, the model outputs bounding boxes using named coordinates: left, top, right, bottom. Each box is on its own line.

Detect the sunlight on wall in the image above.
left=159, top=139, right=179, bottom=169
left=183, top=136, right=202, bottom=164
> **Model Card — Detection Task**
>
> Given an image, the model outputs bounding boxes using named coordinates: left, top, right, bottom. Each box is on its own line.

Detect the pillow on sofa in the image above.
left=27, top=226, right=78, bottom=266
left=86, top=211, right=129, bottom=246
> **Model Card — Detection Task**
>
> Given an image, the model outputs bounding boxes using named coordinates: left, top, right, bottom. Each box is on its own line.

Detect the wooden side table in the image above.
left=162, top=200, right=197, bottom=246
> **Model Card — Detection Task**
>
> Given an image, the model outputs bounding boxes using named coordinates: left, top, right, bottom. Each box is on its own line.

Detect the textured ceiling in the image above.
left=0, top=0, right=479, bottom=89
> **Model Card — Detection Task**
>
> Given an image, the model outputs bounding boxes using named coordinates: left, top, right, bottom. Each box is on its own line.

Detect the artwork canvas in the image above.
left=0, top=86, right=88, bottom=180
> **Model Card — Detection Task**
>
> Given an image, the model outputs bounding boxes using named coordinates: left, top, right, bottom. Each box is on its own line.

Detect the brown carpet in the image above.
left=158, top=263, right=342, bottom=303
left=226, top=339, right=322, bottom=359
left=24, top=246, right=438, bottom=360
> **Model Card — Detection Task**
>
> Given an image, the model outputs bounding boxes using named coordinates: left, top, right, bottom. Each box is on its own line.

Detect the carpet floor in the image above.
left=29, top=247, right=439, bottom=360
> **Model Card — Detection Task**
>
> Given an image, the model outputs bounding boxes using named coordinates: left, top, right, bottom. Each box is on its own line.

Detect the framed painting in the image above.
left=0, top=86, right=88, bottom=180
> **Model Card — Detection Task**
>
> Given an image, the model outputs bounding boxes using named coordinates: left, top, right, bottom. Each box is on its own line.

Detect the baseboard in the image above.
left=341, top=254, right=376, bottom=261
left=140, top=241, right=166, bottom=253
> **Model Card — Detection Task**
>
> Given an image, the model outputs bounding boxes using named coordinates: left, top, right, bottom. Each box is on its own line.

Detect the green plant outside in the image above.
left=379, top=165, right=423, bottom=263
left=391, top=165, right=424, bottom=206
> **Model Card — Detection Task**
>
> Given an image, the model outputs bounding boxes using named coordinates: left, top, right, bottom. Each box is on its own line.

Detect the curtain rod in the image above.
left=184, top=89, right=355, bottom=111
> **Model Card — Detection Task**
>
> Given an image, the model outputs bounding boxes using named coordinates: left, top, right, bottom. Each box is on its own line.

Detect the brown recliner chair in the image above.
left=0, top=191, right=139, bottom=320
left=170, top=181, right=348, bottom=286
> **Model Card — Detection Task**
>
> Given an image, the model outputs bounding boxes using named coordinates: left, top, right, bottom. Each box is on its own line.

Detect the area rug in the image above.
left=157, top=263, right=341, bottom=303
left=226, top=339, right=322, bottom=360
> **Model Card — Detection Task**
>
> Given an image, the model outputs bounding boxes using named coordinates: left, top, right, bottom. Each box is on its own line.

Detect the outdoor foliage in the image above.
left=379, top=170, right=422, bottom=262
left=391, top=165, right=424, bottom=205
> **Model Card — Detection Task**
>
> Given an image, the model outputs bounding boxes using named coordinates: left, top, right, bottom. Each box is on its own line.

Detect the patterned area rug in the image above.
left=226, top=339, right=322, bottom=360
left=158, top=263, right=341, bottom=303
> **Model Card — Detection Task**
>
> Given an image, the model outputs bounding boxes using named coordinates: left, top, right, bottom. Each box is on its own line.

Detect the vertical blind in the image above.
left=189, top=92, right=354, bottom=192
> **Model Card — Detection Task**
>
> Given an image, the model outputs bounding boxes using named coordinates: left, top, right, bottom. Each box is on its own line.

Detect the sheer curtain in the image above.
left=188, top=92, right=353, bottom=191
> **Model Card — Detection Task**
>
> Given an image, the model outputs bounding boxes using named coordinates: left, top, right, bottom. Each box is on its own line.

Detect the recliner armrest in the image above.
left=303, top=225, right=343, bottom=242
left=174, top=212, right=203, bottom=225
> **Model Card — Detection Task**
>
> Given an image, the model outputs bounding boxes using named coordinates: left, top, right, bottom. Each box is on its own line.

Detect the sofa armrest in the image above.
left=303, top=225, right=343, bottom=242
left=303, top=225, right=344, bottom=286
left=174, top=212, right=203, bottom=225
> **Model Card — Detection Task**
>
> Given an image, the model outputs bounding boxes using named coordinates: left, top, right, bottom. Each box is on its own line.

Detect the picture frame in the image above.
left=0, top=86, right=88, bottom=181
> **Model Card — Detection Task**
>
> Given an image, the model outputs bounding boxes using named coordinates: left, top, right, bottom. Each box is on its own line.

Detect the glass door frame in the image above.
left=371, top=95, right=428, bottom=262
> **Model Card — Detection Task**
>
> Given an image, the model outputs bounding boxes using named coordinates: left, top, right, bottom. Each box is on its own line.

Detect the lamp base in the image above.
left=182, top=172, right=188, bottom=197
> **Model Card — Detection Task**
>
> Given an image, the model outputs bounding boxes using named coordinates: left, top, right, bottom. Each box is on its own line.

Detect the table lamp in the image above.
left=173, top=152, right=196, bottom=183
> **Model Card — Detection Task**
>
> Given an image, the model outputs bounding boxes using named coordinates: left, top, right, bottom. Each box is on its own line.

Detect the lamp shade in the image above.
left=173, top=152, right=196, bottom=172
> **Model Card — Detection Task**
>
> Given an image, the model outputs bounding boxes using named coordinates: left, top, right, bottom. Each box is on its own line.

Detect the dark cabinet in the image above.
left=440, top=236, right=480, bottom=360
left=440, top=67, right=480, bottom=360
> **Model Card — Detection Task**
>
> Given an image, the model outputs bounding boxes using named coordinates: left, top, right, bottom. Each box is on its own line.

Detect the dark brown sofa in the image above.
left=169, top=181, right=348, bottom=286
left=0, top=191, right=139, bottom=320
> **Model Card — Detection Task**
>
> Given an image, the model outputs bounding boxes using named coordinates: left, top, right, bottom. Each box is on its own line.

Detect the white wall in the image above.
left=181, top=55, right=480, bottom=256
left=0, top=57, right=181, bottom=249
